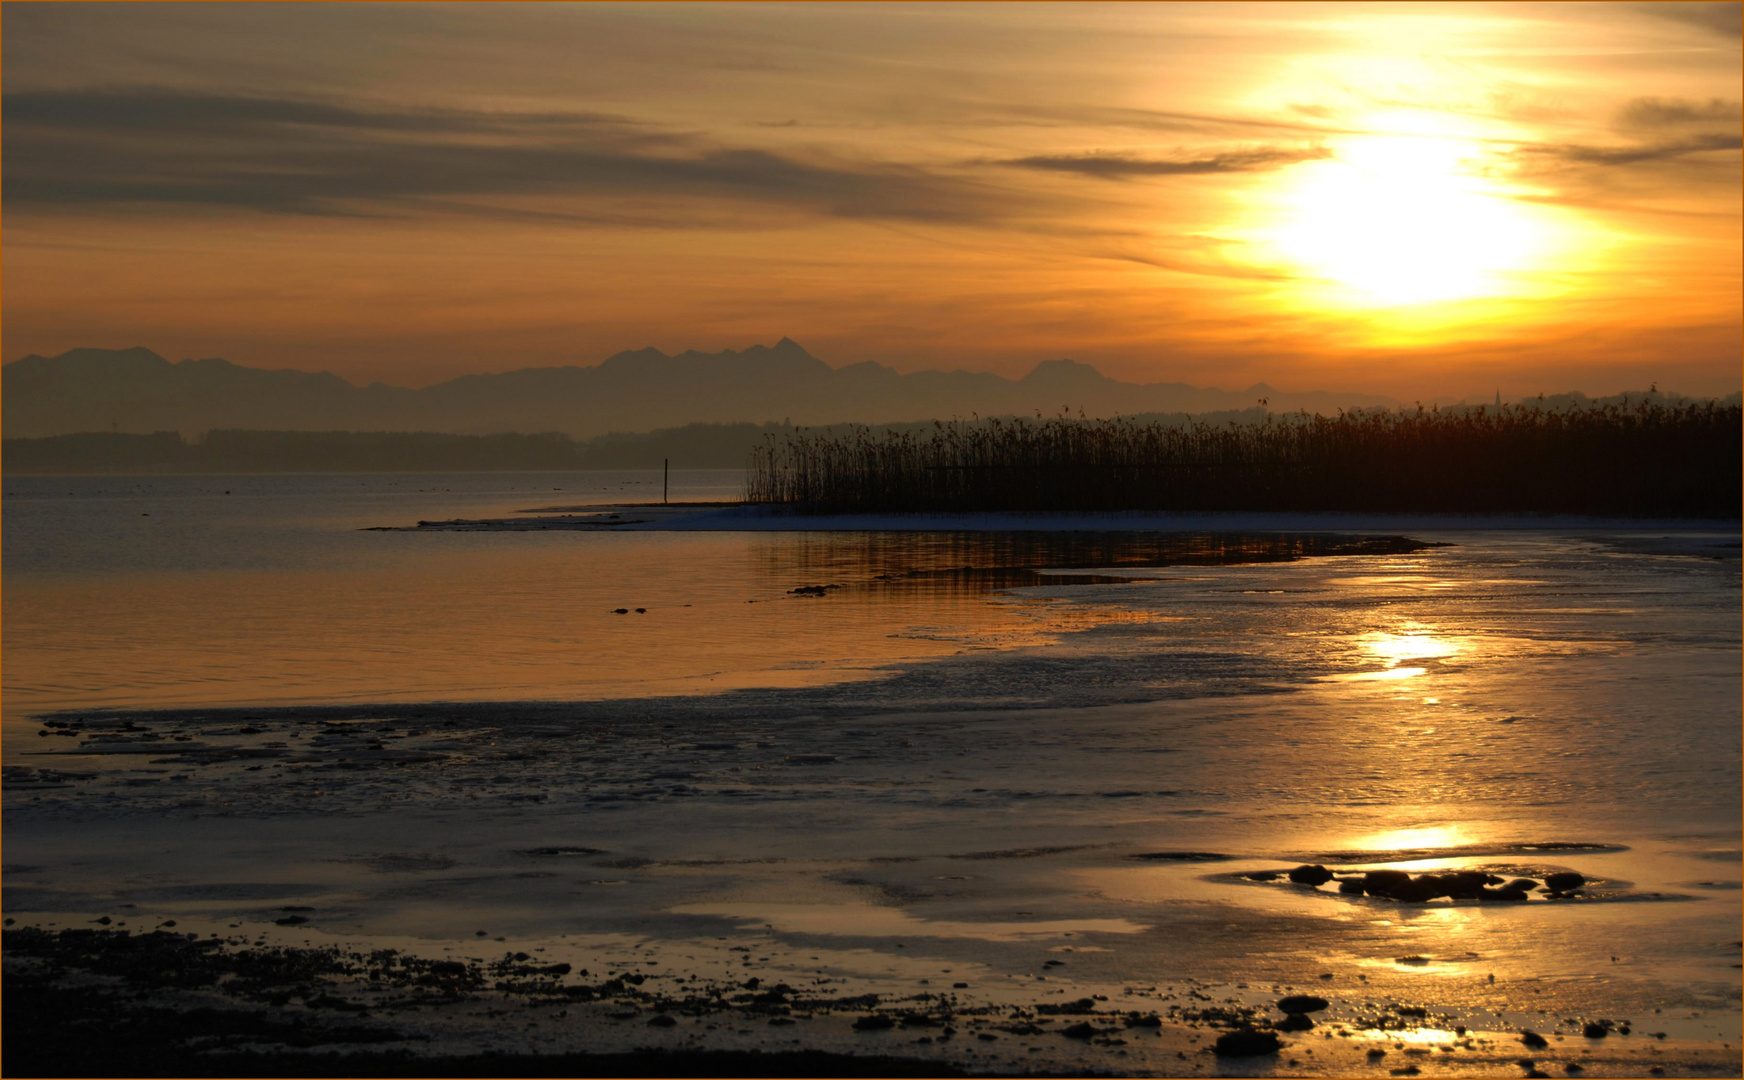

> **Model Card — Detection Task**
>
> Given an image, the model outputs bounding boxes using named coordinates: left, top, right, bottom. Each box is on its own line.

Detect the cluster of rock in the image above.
left=1248, top=864, right=1587, bottom=902
left=1213, top=994, right=1328, bottom=1056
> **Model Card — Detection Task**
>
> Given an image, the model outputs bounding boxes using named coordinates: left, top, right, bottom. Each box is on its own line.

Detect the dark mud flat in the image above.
left=779, top=532, right=1440, bottom=598
left=0, top=928, right=1015, bottom=1078
left=9, top=1007, right=971, bottom=1080
left=10, top=924, right=1737, bottom=1079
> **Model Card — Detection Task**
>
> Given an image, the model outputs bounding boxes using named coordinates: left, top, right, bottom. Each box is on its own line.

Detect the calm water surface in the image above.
left=6, top=470, right=996, bottom=716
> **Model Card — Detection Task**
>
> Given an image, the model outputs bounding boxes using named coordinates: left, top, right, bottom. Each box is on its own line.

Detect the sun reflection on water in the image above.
left=1349, top=665, right=1427, bottom=681
left=1380, top=1026, right=1467, bottom=1048
left=1355, top=826, right=1471, bottom=852
left=1364, top=631, right=1461, bottom=666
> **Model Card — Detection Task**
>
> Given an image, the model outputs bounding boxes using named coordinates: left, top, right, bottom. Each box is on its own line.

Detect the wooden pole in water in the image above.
left=663, top=458, right=669, bottom=504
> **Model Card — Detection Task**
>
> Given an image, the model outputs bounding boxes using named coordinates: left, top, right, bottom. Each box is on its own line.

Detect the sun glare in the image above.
left=1356, top=825, right=1469, bottom=853
left=1267, top=122, right=1547, bottom=307
left=1364, top=631, right=1460, bottom=666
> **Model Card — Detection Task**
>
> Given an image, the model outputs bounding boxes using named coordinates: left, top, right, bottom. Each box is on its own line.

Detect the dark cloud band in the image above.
left=2, top=87, right=1016, bottom=224
left=1617, top=97, right=1743, bottom=131
left=1521, top=133, right=1743, bottom=169
left=1001, top=147, right=1330, bottom=179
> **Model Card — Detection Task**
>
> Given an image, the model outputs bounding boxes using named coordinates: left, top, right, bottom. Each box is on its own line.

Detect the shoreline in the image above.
left=384, top=503, right=1744, bottom=535
left=641, top=507, right=1744, bottom=534
left=7, top=923, right=1738, bottom=1078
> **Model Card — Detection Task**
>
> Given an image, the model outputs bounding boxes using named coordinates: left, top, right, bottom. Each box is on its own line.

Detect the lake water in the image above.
left=4, top=471, right=1740, bottom=1074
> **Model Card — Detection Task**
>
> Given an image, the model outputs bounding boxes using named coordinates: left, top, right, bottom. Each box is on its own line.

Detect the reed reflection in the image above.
left=759, top=531, right=1433, bottom=600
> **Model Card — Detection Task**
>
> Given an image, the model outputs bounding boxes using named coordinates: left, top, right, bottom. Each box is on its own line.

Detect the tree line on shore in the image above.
left=746, top=400, right=1743, bottom=518
left=9, top=398, right=1739, bottom=519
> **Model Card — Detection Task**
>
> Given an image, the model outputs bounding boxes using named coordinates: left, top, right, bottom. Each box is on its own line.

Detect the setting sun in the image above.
left=1268, top=127, right=1549, bottom=307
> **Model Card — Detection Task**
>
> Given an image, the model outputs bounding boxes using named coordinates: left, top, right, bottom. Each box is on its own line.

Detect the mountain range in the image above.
left=2, top=339, right=1396, bottom=439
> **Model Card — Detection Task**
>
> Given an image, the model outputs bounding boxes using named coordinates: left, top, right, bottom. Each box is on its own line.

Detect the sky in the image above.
left=3, top=1, right=1740, bottom=399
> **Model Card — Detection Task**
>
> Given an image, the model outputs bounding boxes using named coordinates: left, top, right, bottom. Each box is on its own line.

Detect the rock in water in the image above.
left=1338, top=878, right=1366, bottom=894
left=1545, top=871, right=1586, bottom=891
left=1288, top=864, right=1334, bottom=886
left=1478, top=886, right=1530, bottom=902
left=1441, top=871, right=1491, bottom=899
left=1391, top=876, right=1450, bottom=903
left=1214, top=1029, right=1282, bottom=1056
left=1520, top=1030, right=1549, bottom=1049
left=1507, top=878, right=1541, bottom=891
left=1275, top=1013, right=1315, bottom=1031
left=1277, top=995, right=1330, bottom=1014
left=1362, top=870, right=1412, bottom=897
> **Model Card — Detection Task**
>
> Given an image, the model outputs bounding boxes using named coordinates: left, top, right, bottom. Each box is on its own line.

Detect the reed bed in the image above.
left=746, top=401, right=1742, bottom=517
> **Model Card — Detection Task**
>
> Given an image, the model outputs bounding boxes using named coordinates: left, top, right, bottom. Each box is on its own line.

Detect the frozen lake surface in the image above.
left=4, top=471, right=1739, bottom=1075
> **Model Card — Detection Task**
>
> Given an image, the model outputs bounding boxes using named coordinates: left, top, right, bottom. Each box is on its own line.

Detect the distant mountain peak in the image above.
left=3, top=340, right=1397, bottom=439
left=604, top=339, right=816, bottom=368
left=1020, top=358, right=1108, bottom=386
left=13, top=344, right=169, bottom=367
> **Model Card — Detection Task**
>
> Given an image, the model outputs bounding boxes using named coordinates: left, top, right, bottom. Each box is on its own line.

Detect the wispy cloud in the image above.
left=1094, top=248, right=1299, bottom=282
left=958, top=101, right=1360, bottom=138
left=1517, top=133, right=1743, bottom=169
left=1000, top=147, right=1330, bottom=179
left=3, top=87, right=653, bottom=137
left=1507, top=190, right=1743, bottom=221
left=1616, top=96, right=1742, bottom=131
left=2, top=87, right=1026, bottom=225
left=1633, top=1, right=1743, bottom=38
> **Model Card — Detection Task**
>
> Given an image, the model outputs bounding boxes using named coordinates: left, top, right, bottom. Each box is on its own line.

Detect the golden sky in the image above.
left=4, top=1, right=1740, bottom=398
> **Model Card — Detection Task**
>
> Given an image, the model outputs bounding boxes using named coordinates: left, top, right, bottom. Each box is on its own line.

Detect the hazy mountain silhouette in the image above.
left=2, top=339, right=1395, bottom=439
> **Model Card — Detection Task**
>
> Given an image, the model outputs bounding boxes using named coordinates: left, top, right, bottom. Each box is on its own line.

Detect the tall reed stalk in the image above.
left=746, top=402, right=1741, bottom=517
